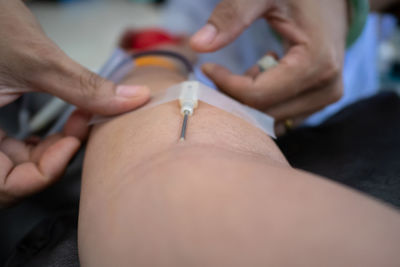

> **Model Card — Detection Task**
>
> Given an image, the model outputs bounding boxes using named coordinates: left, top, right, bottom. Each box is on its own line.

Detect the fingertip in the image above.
left=201, top=63, right=231, bottom=87
left=116, top=85, right=149, bottom=99
left=201, top=63, right=217, bottom=76
left=89, top=85, right=151, bottom=116
left=64, top=110, right=92, bottom=141
left=116, top=85, right=151, bottom=111
left=190, top=24, right=218, bottom=52
left=201, top=63, right=238, bottom=89
left=39, top=136, right=81, bottom=179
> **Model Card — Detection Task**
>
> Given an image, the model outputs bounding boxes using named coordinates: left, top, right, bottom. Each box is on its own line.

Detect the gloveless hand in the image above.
left=191, top=0, right=348, bottom=134
left=0, top=0, right=150, bottom=113
left=0, top=110, right=90, bottom=208
left=0, top=0, right=150, bottom=207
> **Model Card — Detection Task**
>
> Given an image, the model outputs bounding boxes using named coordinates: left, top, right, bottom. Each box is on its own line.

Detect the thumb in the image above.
left=39, top=56, right=150, bottom=116
left=190, top=0, right=270, bottom=52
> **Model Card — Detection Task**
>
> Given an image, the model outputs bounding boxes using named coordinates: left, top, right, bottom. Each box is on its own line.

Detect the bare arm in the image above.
left=78, top=64, right=400, bottom=267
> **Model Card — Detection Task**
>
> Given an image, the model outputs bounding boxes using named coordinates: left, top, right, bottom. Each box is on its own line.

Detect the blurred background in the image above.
left=27, top=0, right=400, bottom=93
left=28, top=0, right=164, bottom=72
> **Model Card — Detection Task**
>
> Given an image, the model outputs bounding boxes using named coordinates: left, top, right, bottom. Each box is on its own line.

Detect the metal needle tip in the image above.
left=180, top=111, right=189, bottom=141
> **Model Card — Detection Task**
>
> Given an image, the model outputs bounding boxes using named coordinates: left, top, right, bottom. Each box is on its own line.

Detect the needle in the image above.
left=179, top=81, right=199, bottom=142
left=180, top=110, right=190, bottom=141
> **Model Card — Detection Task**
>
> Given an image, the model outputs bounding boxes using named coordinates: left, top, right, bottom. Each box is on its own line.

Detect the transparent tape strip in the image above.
left=91, top=82, right=276, bottom=138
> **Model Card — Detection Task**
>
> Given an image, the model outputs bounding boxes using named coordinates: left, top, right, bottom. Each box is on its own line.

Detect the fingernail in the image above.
left=116, top=85, right=147, bottom=98
left=192, top=24, right=217, bottom=47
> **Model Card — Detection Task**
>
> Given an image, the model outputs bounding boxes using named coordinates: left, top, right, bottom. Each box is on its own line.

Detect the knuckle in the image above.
left=211, top=0, right=243, bottom=28
left=14, top=43, right=62, bottom=87
left=326, top=60, right=341, bottom=79
left=22, top=42, right=60, bottom=70
left=313, top=51, right=343, bottom=88
left=78, top=71, right=105, bottom=100
left=319, top=63, right=340, bottom=86
left=322, top=53, right=342, bottom=81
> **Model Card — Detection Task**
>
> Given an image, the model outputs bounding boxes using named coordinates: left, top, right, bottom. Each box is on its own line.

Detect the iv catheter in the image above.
left=177, top=55, right=277, bottom=141
left=19, top=50, right=195, bottom=138
left=33, top=50, right=276, bottom=141
left=179, top=81, right=199, bottom=141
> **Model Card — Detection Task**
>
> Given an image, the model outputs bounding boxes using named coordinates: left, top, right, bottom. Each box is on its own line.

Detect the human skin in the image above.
left=0, top=0, right=149, bottom=112
left=0, top=0, right=150, bottom=206
left=190, top=0, right=348, bottom=131
left=79, top=66, right=400, bottom=266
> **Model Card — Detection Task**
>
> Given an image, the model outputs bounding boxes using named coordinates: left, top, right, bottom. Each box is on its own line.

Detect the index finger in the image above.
left=252, top=48, right=314, bottom=107
left=202, top=47, right=315, bottom=110
left=201, top=63, right=265, bottom=109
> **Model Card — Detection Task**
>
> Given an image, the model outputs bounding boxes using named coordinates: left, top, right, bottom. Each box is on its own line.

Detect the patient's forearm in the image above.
left=79, top=66, right=400, bottom=267
left=83, top=66, right=286, bottom=170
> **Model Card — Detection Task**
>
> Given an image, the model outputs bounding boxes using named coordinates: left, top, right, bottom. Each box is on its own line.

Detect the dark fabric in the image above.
left=277, top=92, right=400, bottom=207
left=4, top=213, right=79, bottom=267
left=0, top=149, right=84, bottom=265
left=2, top=92, right=400, bottom=267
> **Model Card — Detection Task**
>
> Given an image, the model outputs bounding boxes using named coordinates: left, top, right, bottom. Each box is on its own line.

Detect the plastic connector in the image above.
left=179, top=81, right=199, bottom=116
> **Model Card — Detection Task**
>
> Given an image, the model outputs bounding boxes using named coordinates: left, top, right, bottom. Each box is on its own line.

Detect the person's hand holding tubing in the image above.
left=191, top=0, right=350, bottom=134
left=0, top=0, right=150, bottom=207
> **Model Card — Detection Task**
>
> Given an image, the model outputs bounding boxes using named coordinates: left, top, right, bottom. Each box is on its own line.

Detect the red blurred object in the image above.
left=121, top=29, right=181, bottom=51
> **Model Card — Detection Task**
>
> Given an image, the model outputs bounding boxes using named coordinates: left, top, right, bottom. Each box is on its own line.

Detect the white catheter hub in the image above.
left=179, top=81, right=199, bottom=141
left=179, top=81, right=199, bottom=116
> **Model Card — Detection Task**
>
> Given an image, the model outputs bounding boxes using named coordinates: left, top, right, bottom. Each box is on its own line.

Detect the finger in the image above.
left=0, top=151, right=23, bottom=206
left=265, top=79, right=343, bottom=121
left=254, top=16, right=343, bottom=108
left=245, top=65, right=261, bottom=79
left=0, top=94, right=21, bottom=107
left=0, top=132, right=30, bottom=164
left=35, top=54, right=151, bottom=116
left=30, top=134, right=64, bottom=163
left=244, top=52, right=279, bottom=79
left=253, top=49, right=316, bottom=107
left=202, top=55, right=311, bottom=110
left=63, top=109, right=92, bottom=141
left=1, top=137, right=80, bottom=205
left=0, top=151, right=14, bottom=188
left=190, top=0, right=272, bottom=52
left=39, top=136, right=81, bottom=179
left=205, top=46, right=329, bottom=110
left=202, top=63, right=264, bottom=108
left=1, top=163, right=49, bottom=205
left=30, top=109, right=91, bottom=162
left=0, top=130, right=62, bottom=165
